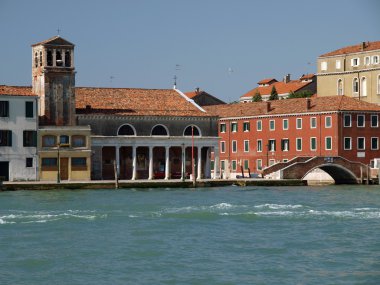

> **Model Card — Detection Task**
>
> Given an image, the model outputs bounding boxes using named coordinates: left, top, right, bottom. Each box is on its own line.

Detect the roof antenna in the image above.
left=173, top=64, right=181, bottom=89
left=110, top=76, right=115, bottom=86
left=57, top=28, right=61, bottom=36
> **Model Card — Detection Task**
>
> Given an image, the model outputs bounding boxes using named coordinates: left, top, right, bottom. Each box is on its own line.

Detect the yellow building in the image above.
left=38, top=126, right=91, bottom=181
left=317, top=41, right=380, bottom=104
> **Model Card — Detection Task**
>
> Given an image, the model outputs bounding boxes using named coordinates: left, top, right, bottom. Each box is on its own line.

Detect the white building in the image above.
left=0, top=86, right=38, bottom=181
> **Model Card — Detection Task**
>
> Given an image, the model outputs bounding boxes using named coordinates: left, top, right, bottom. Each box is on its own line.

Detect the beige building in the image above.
left=317, top=41, right=380, bottom=104
left=38, top=126, right=91, bottom=181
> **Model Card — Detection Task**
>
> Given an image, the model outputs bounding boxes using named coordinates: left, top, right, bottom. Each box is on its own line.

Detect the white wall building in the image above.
left=0, top=88, right=38, bottom=181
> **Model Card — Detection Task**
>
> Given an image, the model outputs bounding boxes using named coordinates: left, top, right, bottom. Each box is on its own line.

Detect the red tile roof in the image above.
left=205, top=96, right=380, bottom=118
left=319, top=41, right=380, bottom=57
left=32, top=36, right=74, bottom=47
left=240, top=80, right=312, bottom=99
left=299, top=74, right=315, bottom=81
left=0, top=85, right=35, bottom=96
left=257, top=78, right=277, bottom=85
left=76, top=87, right=212, bottom=117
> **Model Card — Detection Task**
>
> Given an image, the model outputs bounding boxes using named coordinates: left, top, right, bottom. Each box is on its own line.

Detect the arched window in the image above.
left=34, top=52, right=38, bottom=68
left=118, top=124, right=136, bottom=136
left=151, top=125, right=169, bottom=136
left=337, top=79, right=343, bottom=95
left=183, top=125, right=201, bottom=136
left=361, top=77, right=367, bottom=97
left=39, top=51, right=43, bottom=66
left=47, top=50, right=53, bottom=66
left=56, top=50, right=62, bottom=66
left=65, top=50, right=71, bottom=67
left=353, top=78, right=359, bottom=94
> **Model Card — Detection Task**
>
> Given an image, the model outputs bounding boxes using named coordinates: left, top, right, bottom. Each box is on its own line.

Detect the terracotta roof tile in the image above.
left=240, top=80, right=312, bottom=99
left=319, top=41, right=380, bottom=57
left=257, top=78, right=277, bottom=85
left=0, top=85, right=35, bottom=96
left=76, top=87, right=212, bottom=117
left=205, top=96, right=380, bottom=118
left=299, top=74, right=315, bottom=80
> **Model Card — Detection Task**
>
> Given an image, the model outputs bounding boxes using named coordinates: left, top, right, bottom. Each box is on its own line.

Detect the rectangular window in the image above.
left=72, top=135, right=86, bottom=147
left=71, top=157, right=87, bottom=170
left=269, top=159, right=275, bottom=166
left=371, top=137, right=379, bottom=150
left=257, top=120, right=262, bottom=131
left=351, top=58, right=360, bottom=67
left=296, top=138, right=302, bottom=151
left=231, top=160, right=237, bottom=171
left=41, top=158, right=57, bottom=170
left=310, top=137, right=317, bottom=151
left=26, top=157, right=33, bottom=168
left=325, top=137, right=332, bottom=150
left=344, top=114, right=352, bottom=127
left=365, top=56, right=371, bottom=65
left=232, top=140, right=237, bottom=153
left=243, top=160, right=249, bottom=170
left=357, top=114, right=365, bottom=127
left=325, top=116, right=332, bottom=128
left=281, top=139, right=289, bottom=151
left=219, top=123, right=226, bottom=133
left=23, top=130, right=37, bottom=147
left=321, top=61, right=327, bottom=71
left=257, top=159, right=262, bottom=171
left=358, top=137, right=365, bottom=150
left=296, top=118, right=302, bottom=129
left=269, top=120, right=275, bottom=131
left=268, top=139, right=276, bottom=151
left=372, top=55, right=379, bottom=64
left=243, top=122, right=250, bottom=132
left=25, top=101, right=34, bottom=118
left=42, top=135, right=56, bottom=147
left=244, top=140, right=249, bottom=152
left=0, top=101, right=9, bottom=117
left=0, top=130, right=12, bottom=146
left=257, top=140, right=262, bottom=152
left=220, top=141, right=226, bottom=153
left=210, top=160, right=214, bottom=171
left=221, top=160, right=225, bottom=171
left=371, top=115, right=378, bottom=127
left=344, top=137, right=352, bottom=150
left=283, top=119, right=288, bottom=130
left=336, top=60, right=341, bottom=69
left=231, top=122, right=238, bottom=132
left=310, top=117, right=317, bottom=129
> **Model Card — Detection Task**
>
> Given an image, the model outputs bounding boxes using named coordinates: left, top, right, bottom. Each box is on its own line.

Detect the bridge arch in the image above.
left=302, top=163, right=359, bottom=184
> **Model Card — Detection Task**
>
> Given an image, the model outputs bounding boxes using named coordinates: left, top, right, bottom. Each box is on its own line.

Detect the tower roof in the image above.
left=31, top=36, right=75, bottom=47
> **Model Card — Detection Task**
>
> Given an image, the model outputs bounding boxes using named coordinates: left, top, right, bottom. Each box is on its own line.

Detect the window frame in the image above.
left=0, top=101, right=9, bottom=117
left=325, top=136, right=332, bottom=150
left=296, top=138, right=302, bottom=151
left=371, top=137, right=379, bottom=150
left=231, top=160, right=237, bottom=171
left=357, top=114, right=365, bottom=128
left=232, top=140, right=237, bottom=153
left=344, top=114, right=352, bottom=127
left=351, top=58, right=360, bottom=67
left=310, top=117, right=317, bottom=129
left=257, top=139, right=262, bottom=152
left=23, top=130, right=37, bottom=147
left=243, top=121, right=250, bottom=132
left=325, top=116, right=332, bottom=128
left=0, top=130, right=12, bottom=146
left=231, top=122, right=238, bottom=133
left=268, top=139, right=276, bottom=152
left=310, top=137, right=317, bottom=151
left=256, top=159, right=262, bottom=171
left=244, top=140, right=249, bottom=152
left=357, top=137, right=365, bottom=150
left=257, top=120, right=262, bottom=131
left=283, top=119, right=289, bottom=130
left=219, top=123, right=226, bottom=133
left=25, top=101, right=34, bottom=118
left=296, top=118, right=302, bottom=129
left=371, top=115, right=379, bottom=128
left=243, top=159, right=249, bottom=170
left=269, top=120, right=275, bottom=131
left=281, top=139, right=289, bottom=151
left=220, top=141, right=226, bottom=153
left=344, top=137, right=352, bottom=150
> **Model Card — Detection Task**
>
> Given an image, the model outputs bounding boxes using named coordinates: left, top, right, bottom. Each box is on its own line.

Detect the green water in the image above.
left=1, top=185, right=380, bottom=284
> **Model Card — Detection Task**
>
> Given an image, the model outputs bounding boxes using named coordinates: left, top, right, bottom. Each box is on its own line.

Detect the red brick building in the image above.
left=205, top=96, right=380, bottom=178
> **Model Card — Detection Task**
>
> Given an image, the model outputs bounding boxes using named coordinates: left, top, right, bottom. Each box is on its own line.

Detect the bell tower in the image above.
left=32, top=36, right=76, bottom=125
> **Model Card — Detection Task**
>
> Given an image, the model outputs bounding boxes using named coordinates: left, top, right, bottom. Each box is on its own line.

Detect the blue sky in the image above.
left=0, top=0, right=379, bottom=102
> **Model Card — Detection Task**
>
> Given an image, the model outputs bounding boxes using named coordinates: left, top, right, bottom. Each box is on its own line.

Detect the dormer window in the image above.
left=56, top=50, right=63, bottom=66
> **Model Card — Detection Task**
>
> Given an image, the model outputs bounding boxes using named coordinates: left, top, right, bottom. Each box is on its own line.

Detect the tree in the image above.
left=269, top=86, right=279, bottom=100
left=287, top=90, right=314, bottom=99
left=252, top=91, right=262, bottom=102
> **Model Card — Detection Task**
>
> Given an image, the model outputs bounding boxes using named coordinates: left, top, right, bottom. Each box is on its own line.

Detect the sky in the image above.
left=0, top=0, right=379, bottom=103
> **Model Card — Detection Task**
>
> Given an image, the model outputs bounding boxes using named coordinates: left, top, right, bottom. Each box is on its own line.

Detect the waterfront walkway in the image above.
left=0, top=178, right=306, bottom=191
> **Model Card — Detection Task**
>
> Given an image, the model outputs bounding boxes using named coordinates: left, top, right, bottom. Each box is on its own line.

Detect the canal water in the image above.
left=1, top=185, right=380, bottom=285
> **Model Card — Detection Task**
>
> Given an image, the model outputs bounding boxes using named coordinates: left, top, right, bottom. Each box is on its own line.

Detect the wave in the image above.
left=0, top=210, right=107, bottom=225
left=254, top=204, right=304, bottom=210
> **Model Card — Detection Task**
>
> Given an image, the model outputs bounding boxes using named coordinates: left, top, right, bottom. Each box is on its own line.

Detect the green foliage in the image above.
left=269, top=86, right=279, bottom=100
left=288, top=90, right=314, bottom=99
left=252, top=91, right=262, bottom=102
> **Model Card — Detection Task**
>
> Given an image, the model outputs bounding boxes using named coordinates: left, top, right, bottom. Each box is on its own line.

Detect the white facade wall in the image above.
left=0, top=95, right=38, bottom=181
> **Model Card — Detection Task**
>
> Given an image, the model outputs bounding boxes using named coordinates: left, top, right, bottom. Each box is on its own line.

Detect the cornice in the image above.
left=317, top=67, right=380, bottom=76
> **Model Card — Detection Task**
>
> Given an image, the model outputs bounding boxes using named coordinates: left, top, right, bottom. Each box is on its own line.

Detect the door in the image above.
left=60, top=158, right=69, bottom=180
left=0, top=161, right=9, bottom=181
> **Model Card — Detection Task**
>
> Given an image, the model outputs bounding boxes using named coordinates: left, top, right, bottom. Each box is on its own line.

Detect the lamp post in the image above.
left=57, top=142, right=61, bottom=183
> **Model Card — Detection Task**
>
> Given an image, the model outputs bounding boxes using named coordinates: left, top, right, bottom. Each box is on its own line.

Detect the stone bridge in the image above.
left=263, top=156, right=370, bottom=184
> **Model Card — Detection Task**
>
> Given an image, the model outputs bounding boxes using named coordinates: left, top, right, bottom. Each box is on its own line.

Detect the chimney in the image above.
left=306, top=98, right=311, bottom=111
left=266, top=101, right=271, bottom=113
left=195, top=87, right=200, bottom=93
left=283, top=74, right=291, bottom=83
left=361, top=41, right=366, bottom=51
left=85, top=105, right=92, bottom=112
